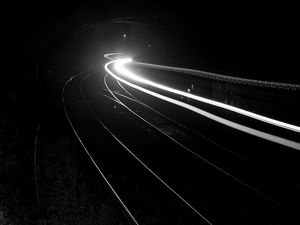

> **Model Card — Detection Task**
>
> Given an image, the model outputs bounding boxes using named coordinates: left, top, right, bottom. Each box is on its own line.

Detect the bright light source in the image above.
left=123, top=34, right=127, bottom=39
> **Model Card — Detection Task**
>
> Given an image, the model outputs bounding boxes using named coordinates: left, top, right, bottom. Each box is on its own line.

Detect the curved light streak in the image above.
left=113, top=58, right=300, bottom=134
left=104, top=53, right=124, bottom=61
left=104, top=57, right=300, bottom=150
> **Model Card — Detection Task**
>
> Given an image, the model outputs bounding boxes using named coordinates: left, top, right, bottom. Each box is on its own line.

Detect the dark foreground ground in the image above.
left=0, top=95, right=131, bottom=224
left=0, top=21, right=133, bottom=224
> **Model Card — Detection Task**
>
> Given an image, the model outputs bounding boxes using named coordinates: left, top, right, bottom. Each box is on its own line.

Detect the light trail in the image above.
left=104, top=56, right=300, bottom=151
left=114, top=58, right=300, bottom=134
left=103, top=74, right=292, bottom=212
left=104, top=53, right=125, bottom=61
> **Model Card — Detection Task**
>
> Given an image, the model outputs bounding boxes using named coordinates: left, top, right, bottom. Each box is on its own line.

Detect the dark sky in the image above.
left=3, top=1, right=300, bottom=83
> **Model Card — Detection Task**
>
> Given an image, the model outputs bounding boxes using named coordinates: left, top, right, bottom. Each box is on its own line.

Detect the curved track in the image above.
left=62, top=53, right=300, bottom=224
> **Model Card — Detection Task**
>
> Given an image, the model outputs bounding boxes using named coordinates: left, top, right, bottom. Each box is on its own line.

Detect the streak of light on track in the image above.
left=104, top=54, right=300, bottom=150
left=103, top=72, right=299, bottom=216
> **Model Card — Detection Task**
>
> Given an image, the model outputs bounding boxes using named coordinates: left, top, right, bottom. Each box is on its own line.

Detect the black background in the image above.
left=1, top=1, right=299, bottom=224
left=1, top=1, right=299, bottom=127
left=3, top=1, right=300, bottom=83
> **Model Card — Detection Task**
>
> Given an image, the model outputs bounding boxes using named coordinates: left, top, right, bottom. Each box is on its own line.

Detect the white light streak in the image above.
left=104, top=57, right=300, bottom=150
left=112, top=59, right=300, bottom=134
